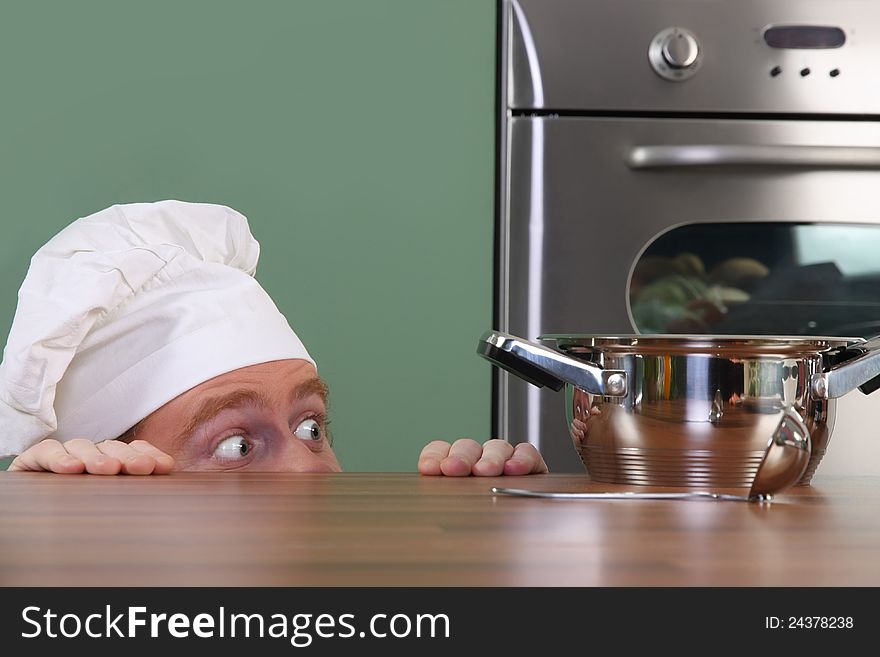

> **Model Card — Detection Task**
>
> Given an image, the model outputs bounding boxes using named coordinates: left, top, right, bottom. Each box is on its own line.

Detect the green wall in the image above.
left=0, top=0, right=495, bottom=471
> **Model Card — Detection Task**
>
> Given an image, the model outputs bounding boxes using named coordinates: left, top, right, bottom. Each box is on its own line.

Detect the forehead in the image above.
left=191, top=359, right=322, bottom=397
left=156, top=359, right=326, bottom=419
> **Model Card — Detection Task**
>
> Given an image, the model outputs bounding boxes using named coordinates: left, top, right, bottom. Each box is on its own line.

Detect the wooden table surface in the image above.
left=1, top=472, right=878, bottom=586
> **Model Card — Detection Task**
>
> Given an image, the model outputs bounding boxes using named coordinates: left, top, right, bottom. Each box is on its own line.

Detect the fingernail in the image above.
left=60, top=456, right=80, bottom=468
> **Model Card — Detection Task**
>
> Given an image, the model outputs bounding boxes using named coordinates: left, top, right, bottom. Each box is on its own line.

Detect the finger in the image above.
left=472, top=439, right=515, bottom=477
left=128, top=440, right=175, bottom=474
left=569, top=421, right=586, bottom=446
left=7, top=439, right=85, bottom=474
left=95, top=440, right=159, bottom=475
left=418, top=440, right=452, bottom=476
left=503, top=442, right=549, bottom=476
left=440, top=438, right=483, bottom=477
left=63, top=439, right=122, bottom=475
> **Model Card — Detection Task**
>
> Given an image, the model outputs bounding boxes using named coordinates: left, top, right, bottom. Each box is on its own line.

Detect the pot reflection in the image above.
left=569, top=386, right=601, bottom=450
left=565, top=350, right=833, bottom=487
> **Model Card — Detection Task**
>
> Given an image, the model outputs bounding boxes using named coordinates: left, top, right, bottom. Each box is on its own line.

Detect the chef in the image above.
left=0, top=201, right=547, bottom=477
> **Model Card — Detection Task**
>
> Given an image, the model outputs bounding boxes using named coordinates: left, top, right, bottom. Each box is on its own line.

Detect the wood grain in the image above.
left=1, top=472, right=877, bottom=586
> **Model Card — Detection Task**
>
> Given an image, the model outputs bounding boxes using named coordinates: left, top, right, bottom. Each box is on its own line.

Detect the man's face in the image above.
left=133, top=359, right=341, bottom=472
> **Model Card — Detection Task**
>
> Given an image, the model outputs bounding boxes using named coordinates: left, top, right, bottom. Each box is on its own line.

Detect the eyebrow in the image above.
left=172, top=376, right=330, bottom=447
left=289, top=376, right=330, bottom=407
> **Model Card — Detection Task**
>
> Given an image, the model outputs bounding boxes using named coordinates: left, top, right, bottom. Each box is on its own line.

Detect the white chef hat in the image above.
left=0, top=200, right=314, bottom=457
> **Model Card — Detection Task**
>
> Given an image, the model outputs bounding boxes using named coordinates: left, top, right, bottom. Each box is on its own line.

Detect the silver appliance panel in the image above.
left=501, top=117, right=880, bottom=471
left=508, top=0, right=880, bottom=113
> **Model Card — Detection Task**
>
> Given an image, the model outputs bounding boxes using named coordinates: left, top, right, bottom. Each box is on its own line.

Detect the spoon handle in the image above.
left=491, top=487, right=755, bottom=502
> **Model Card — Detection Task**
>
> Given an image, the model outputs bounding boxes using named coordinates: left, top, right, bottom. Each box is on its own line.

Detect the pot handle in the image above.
left=812, top=337, right=880, bottom=399
left=477, top=330, right=627, bottom=396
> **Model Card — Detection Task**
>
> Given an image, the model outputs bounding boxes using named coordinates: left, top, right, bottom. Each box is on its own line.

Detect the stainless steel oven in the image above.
left=498, top=0, right=880, bottom=472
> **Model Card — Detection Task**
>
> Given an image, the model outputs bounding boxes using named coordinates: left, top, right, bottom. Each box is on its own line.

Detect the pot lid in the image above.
left=540, top=333, right=862, bottom=356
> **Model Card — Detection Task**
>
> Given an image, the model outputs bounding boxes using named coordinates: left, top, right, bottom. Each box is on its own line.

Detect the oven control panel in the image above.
left=648, top=24, right=848, bottom=84
left=507, top=0, right=880, bottom=114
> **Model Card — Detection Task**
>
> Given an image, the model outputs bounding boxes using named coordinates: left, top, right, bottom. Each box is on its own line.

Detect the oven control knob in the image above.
left=648, top=27, right=703, bottom=81
left=663, top=32, right=699, bottom=68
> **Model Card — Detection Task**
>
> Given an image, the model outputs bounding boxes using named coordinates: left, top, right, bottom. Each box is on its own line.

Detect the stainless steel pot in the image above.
left=479, top=331, right=880, bottom=487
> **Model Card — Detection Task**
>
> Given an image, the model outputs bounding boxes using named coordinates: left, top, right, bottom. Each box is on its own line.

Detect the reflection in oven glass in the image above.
left=629, top=223, right=880, bottom=338
left=630, top=252, right=767, bottom=334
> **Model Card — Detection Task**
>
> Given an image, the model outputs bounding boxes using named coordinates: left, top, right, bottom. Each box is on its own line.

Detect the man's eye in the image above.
left=294, top=419, right=322, bottom=442
left=214, top=435, right=253, bottom=460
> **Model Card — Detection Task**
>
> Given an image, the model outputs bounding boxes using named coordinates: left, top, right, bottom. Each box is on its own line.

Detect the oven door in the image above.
left=501, top=116, right=880, bottom=471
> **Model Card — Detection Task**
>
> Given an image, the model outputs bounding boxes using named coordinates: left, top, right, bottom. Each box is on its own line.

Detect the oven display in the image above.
left=764, top=25, right=846, bottom=49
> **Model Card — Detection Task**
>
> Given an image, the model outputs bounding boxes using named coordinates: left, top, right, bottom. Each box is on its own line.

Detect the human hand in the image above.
left=8, top=438, right=175, bottom=475
left=418, top=438, right=548, bottom=477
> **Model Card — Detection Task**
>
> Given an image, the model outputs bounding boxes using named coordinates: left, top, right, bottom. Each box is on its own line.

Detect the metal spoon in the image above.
left=492, top=409, right=811, bottom=503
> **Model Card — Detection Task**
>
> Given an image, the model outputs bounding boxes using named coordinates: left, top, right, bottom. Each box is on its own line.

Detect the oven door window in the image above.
left=629, top=222, right=880, bottom=338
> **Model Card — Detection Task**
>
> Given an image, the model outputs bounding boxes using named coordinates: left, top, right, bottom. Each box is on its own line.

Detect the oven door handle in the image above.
left=626, top=144, right=880, bottom=169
